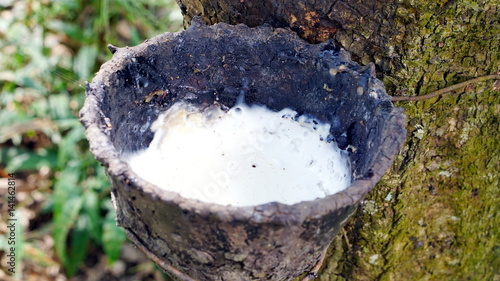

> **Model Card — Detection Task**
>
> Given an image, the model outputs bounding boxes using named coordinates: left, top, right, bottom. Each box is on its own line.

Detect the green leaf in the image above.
left=48, top=94, right=72, bottom=120
left=45, top=20, right=82, bottom=41
left=65, top=215, right=91, bottom=277
left=1, top=147, right=58, bottom=172
left=82, top=189, right=102, bottom=243
left=56, top=125, right=86, bottom=169
left=53, top=195, right=84, bottom=266
left=53, top=167, right=83, bottom=266
left=102, top=201, right=126, bottom=264
left=0, top=108, right=29, bottom=131
left=73, top=45, right=99, bottom=81
left=29, top=97, right=50, bottom=118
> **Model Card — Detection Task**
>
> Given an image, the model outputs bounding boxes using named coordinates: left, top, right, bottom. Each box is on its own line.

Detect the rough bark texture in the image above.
left=176, top=0, right=500, bottom=280
left=80, top=21, right=406, bottom=280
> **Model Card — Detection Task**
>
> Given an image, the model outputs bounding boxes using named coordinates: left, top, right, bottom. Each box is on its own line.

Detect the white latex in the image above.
left=125, top=102, right=351, bottom=206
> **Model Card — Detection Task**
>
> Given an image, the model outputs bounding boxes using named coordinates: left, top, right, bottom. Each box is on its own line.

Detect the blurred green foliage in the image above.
left=0, top=0, right=182, bottom=278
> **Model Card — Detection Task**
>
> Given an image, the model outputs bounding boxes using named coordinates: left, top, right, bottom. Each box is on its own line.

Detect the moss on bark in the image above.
left=337, top=86, right=500, bottom=280
left=340, top=2, right=500, bottom=278
left=385, top=1, right=500, bottom=98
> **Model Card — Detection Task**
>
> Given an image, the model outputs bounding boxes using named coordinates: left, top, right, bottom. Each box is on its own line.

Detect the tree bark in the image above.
left=176, top=0, right=500, bottom=280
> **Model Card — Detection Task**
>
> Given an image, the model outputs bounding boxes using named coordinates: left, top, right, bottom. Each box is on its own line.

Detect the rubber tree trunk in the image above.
left=175, top=0, right=500, bottom=280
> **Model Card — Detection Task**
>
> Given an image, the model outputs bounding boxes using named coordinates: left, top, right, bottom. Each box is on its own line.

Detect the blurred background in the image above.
left=0, top=0, right=183, bottom=280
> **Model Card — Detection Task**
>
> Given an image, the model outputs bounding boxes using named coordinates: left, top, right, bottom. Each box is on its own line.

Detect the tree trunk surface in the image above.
left=175, top=0, right=500, bottom=280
